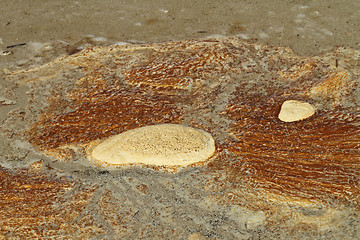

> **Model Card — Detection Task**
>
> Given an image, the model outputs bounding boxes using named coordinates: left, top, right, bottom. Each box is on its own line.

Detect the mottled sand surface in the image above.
left=0, top=1, right=359, bottom=239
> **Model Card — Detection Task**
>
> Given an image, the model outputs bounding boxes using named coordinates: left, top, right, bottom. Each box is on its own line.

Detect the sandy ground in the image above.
left=1, top=0, right=359, bottom=59
left=0, top=1, right=360, bottom=239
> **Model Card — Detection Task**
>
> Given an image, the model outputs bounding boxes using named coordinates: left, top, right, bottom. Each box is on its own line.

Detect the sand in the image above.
left=0, top=1, right=360, bottom=239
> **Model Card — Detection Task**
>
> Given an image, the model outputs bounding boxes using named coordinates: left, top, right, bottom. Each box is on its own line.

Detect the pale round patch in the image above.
left=278, top=100, right=315, bottom=122
left=90, top=124, right=215, bottom=166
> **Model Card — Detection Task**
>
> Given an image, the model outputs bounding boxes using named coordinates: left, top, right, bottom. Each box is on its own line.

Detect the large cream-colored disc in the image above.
left=90, top=124, right=215, bottom=166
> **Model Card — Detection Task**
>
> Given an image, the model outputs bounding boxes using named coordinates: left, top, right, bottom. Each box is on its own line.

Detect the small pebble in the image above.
left=278, top=100, right=315, bottom=122
left=188, top=233, right=207, bottom=240
left=1, top=50, right=13, bottom=56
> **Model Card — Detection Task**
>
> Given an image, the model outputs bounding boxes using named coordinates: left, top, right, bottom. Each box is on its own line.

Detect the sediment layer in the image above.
left=2, top=37, right=360, bottom=237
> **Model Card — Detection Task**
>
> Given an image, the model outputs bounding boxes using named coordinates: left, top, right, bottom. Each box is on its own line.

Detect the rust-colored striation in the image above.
left=278, top=61, right=317, bottom=81
left=123, top=40, right=237, bottom=89
left=0, top=167, right=100, bottom=238
left=211, top=89, right=360, bottom=205
left=8, top=37, right=360, bottom=207
left=29, top=87, right=184, bottom=150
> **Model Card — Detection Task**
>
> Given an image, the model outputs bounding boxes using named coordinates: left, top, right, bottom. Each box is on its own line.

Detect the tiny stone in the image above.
left=29, top=160, right=43, bottom=170
left=278, top=100, right=315, bottom=122
left=188, top=233, right=208, bottom=240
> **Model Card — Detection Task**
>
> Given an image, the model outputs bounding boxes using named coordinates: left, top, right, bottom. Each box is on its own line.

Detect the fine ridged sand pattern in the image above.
left=3, top=37, right=360, bottom=236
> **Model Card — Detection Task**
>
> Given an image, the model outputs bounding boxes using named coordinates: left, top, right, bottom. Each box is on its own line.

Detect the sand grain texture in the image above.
left=1, top=37, right=360, bottom=239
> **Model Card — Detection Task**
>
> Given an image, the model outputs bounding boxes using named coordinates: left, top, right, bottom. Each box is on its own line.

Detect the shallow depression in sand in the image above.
left=89, top=124, right=216, bottom=167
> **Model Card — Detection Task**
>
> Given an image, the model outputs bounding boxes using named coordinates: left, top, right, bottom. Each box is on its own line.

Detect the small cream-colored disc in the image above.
left=278, top=100, right=315, bottom=122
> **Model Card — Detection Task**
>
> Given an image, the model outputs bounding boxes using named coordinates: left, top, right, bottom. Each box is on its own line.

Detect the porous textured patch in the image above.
left=278, top=100, right=315, bottom=122
left=90, top=124, right=215, bottom=167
